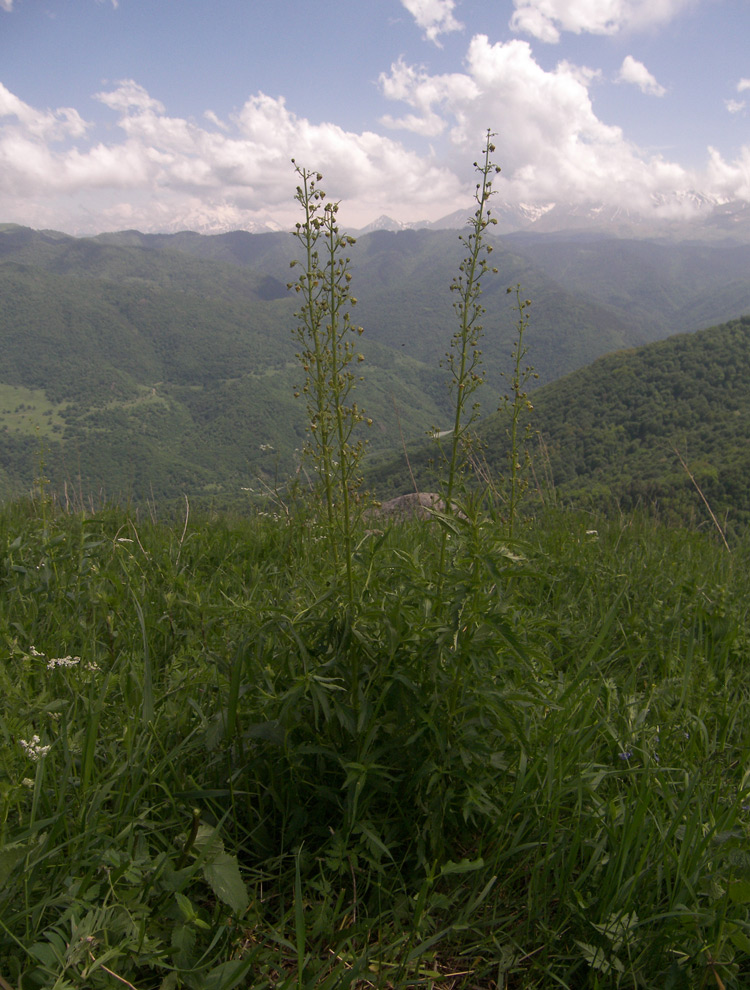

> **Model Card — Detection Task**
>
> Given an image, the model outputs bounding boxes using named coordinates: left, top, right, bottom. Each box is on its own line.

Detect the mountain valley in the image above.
left=2, top=219, right=750, bottom=514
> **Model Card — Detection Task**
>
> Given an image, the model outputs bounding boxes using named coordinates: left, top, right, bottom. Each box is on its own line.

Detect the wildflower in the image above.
left=47, top=655, right=81, bottom=670
left=618, top=750, right=633, bottom=761
left=22, top=778, right=35, bottom=788
left=20, top=735, right=51, bottom=761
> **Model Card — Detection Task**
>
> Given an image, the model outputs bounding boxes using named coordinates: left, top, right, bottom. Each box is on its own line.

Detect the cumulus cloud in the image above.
left=510, top=0, right=695, bottom=43
left=706, top=145, right=750, bottom=201
left=380, top=58, right=479, bottom=135
left=0, top=81, right=462, bottom=233
left=0, top=82, right=89, bottom=140
left=3, top=27, right=750, bottom=237
left=379, top=35, right=689, bottom=209
left=617, top=55, right=666, bottom=96
left=400, top=0, right=463, bottom=45
left=725, top=78, right=750, bottom=115
left=95, top=79, right=165, bottom=115
left=0, top=0, right=13, bottom=11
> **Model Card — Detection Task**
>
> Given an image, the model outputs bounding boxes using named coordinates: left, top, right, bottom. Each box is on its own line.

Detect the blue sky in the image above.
left=1, top=0, right=749, bottom=234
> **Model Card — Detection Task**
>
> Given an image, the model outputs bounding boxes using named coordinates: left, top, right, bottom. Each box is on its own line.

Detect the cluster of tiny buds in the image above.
left=29, top=646, right=99, bottom=672
left=20, top=735, right=51, bottom=761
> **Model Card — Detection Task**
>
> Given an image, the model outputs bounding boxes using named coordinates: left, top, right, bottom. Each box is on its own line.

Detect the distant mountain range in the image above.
left=1, top=219, right=750, bottom=507
left=124, top=194, right=750, bottom=244
left=354, top=195, right=750, bottom=244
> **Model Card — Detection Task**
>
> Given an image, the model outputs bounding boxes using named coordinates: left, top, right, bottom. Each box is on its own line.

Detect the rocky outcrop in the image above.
left=369, top=492, right=453, bottom=522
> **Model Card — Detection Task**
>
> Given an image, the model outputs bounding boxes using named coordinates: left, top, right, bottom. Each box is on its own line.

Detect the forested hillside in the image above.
left=496, top=314, right=750, bottom=527
left=370, top=315, right=750, bottom=528
left=3, top=222, right=750, bottom=506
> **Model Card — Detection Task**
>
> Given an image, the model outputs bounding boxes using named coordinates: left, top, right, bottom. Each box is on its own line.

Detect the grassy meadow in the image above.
left=1, top=496, right=749, bottom=988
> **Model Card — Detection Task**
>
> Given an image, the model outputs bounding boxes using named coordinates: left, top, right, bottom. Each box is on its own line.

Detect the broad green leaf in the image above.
left=0, top=840, right=32, bottom=886
left=575, top=940, right=624, bottom=975
left=202, top=850, right=249, bottom=915
left=440, top=857, right=484, bottom=876
left=729, top=879, right=750, bottom=904
left=203, top=955, right=258, bottom=990
left=729, top=929, right=750, bottom=953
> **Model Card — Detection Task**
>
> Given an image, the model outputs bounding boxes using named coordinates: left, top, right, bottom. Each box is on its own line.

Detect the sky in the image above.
left=1, top=0, right=750, bottom=235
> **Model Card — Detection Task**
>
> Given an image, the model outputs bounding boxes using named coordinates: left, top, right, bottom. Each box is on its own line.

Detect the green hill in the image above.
left=90, top=226, right=658, bottom=385
left=497, top=314, right=750, bottom=527
left=367, top=315, right=750, bottom=530
left=4, top=222, right=750, bottom=507
left=0, top=226, right=453, bottom=504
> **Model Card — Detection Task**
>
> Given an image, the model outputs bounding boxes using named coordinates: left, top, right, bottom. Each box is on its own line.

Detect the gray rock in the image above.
left=369, top=492, right=451, bottom=522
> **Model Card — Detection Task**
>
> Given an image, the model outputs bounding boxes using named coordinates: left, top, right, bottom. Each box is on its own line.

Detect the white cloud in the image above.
left=706, top=145, right=750, bottom=201
left=510, top=0, right=695, bottom=43
left=0, top=82, right=89, bottom=140
left=0, top=0, right=13, bottom=11
left=725, top=79, right=750, bottom=115
left=617, top=55, right=666, bottom=96
left=204, top=109, right=229, bottom=131
left=400, top=0, right=463, bottom=45
left=3, top=30, right=750, bottom=237
left=377, top=34, right=750, bottom=214
left=380, top=58, right=479, bottom=135
left=379, top=34, right=688, bottom=209
left=0, top=81, right=463, bottom=233
left=95, top=80, right=165, bottom=115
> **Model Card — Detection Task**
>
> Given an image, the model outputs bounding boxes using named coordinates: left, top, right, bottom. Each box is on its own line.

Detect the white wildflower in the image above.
left=47, top=655, right=81, bottom=670
left=22, top=778, right=35, bottom=788
left=19, top=735, right=51, bottom=761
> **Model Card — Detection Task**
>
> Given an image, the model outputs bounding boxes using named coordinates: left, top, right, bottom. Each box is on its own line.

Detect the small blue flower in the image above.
left=618, top=750, right=633, bottom=761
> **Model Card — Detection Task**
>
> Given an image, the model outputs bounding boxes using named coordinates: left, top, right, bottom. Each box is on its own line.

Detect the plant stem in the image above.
left=438, top=130, right=500, bottom=588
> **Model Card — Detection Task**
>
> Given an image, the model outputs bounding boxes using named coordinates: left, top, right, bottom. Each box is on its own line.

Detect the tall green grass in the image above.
left=1, top=498, right=749, bottom=987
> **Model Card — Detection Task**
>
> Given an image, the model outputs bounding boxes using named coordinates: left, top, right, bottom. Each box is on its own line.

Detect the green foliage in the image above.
left=0, top=227, right=451, bottom=505
left=441, top=132, right=499, bottom=502
left=498, top=285, right=538, bottom=537
left=1, top=501, right=750, bottom=986
left=479, top=314, right=750, bottom=531
left=3, top=149, right=750, bottom=990
left=289, top=163, right=368, bottom=597
left=5, top=221, right=750, bottom=508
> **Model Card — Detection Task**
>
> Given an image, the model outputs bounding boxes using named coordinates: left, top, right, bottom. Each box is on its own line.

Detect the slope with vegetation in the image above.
left=0, top=225, right=453, bottom=505
left=480, top=314, right=750, bottom=529
left=2, top=147, right=750, bottom=989
left=369, top=314, right=750, bottom=534
left=6, top=218, right=750, bottom=506
left=2, top=494, right=750, bottom=988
